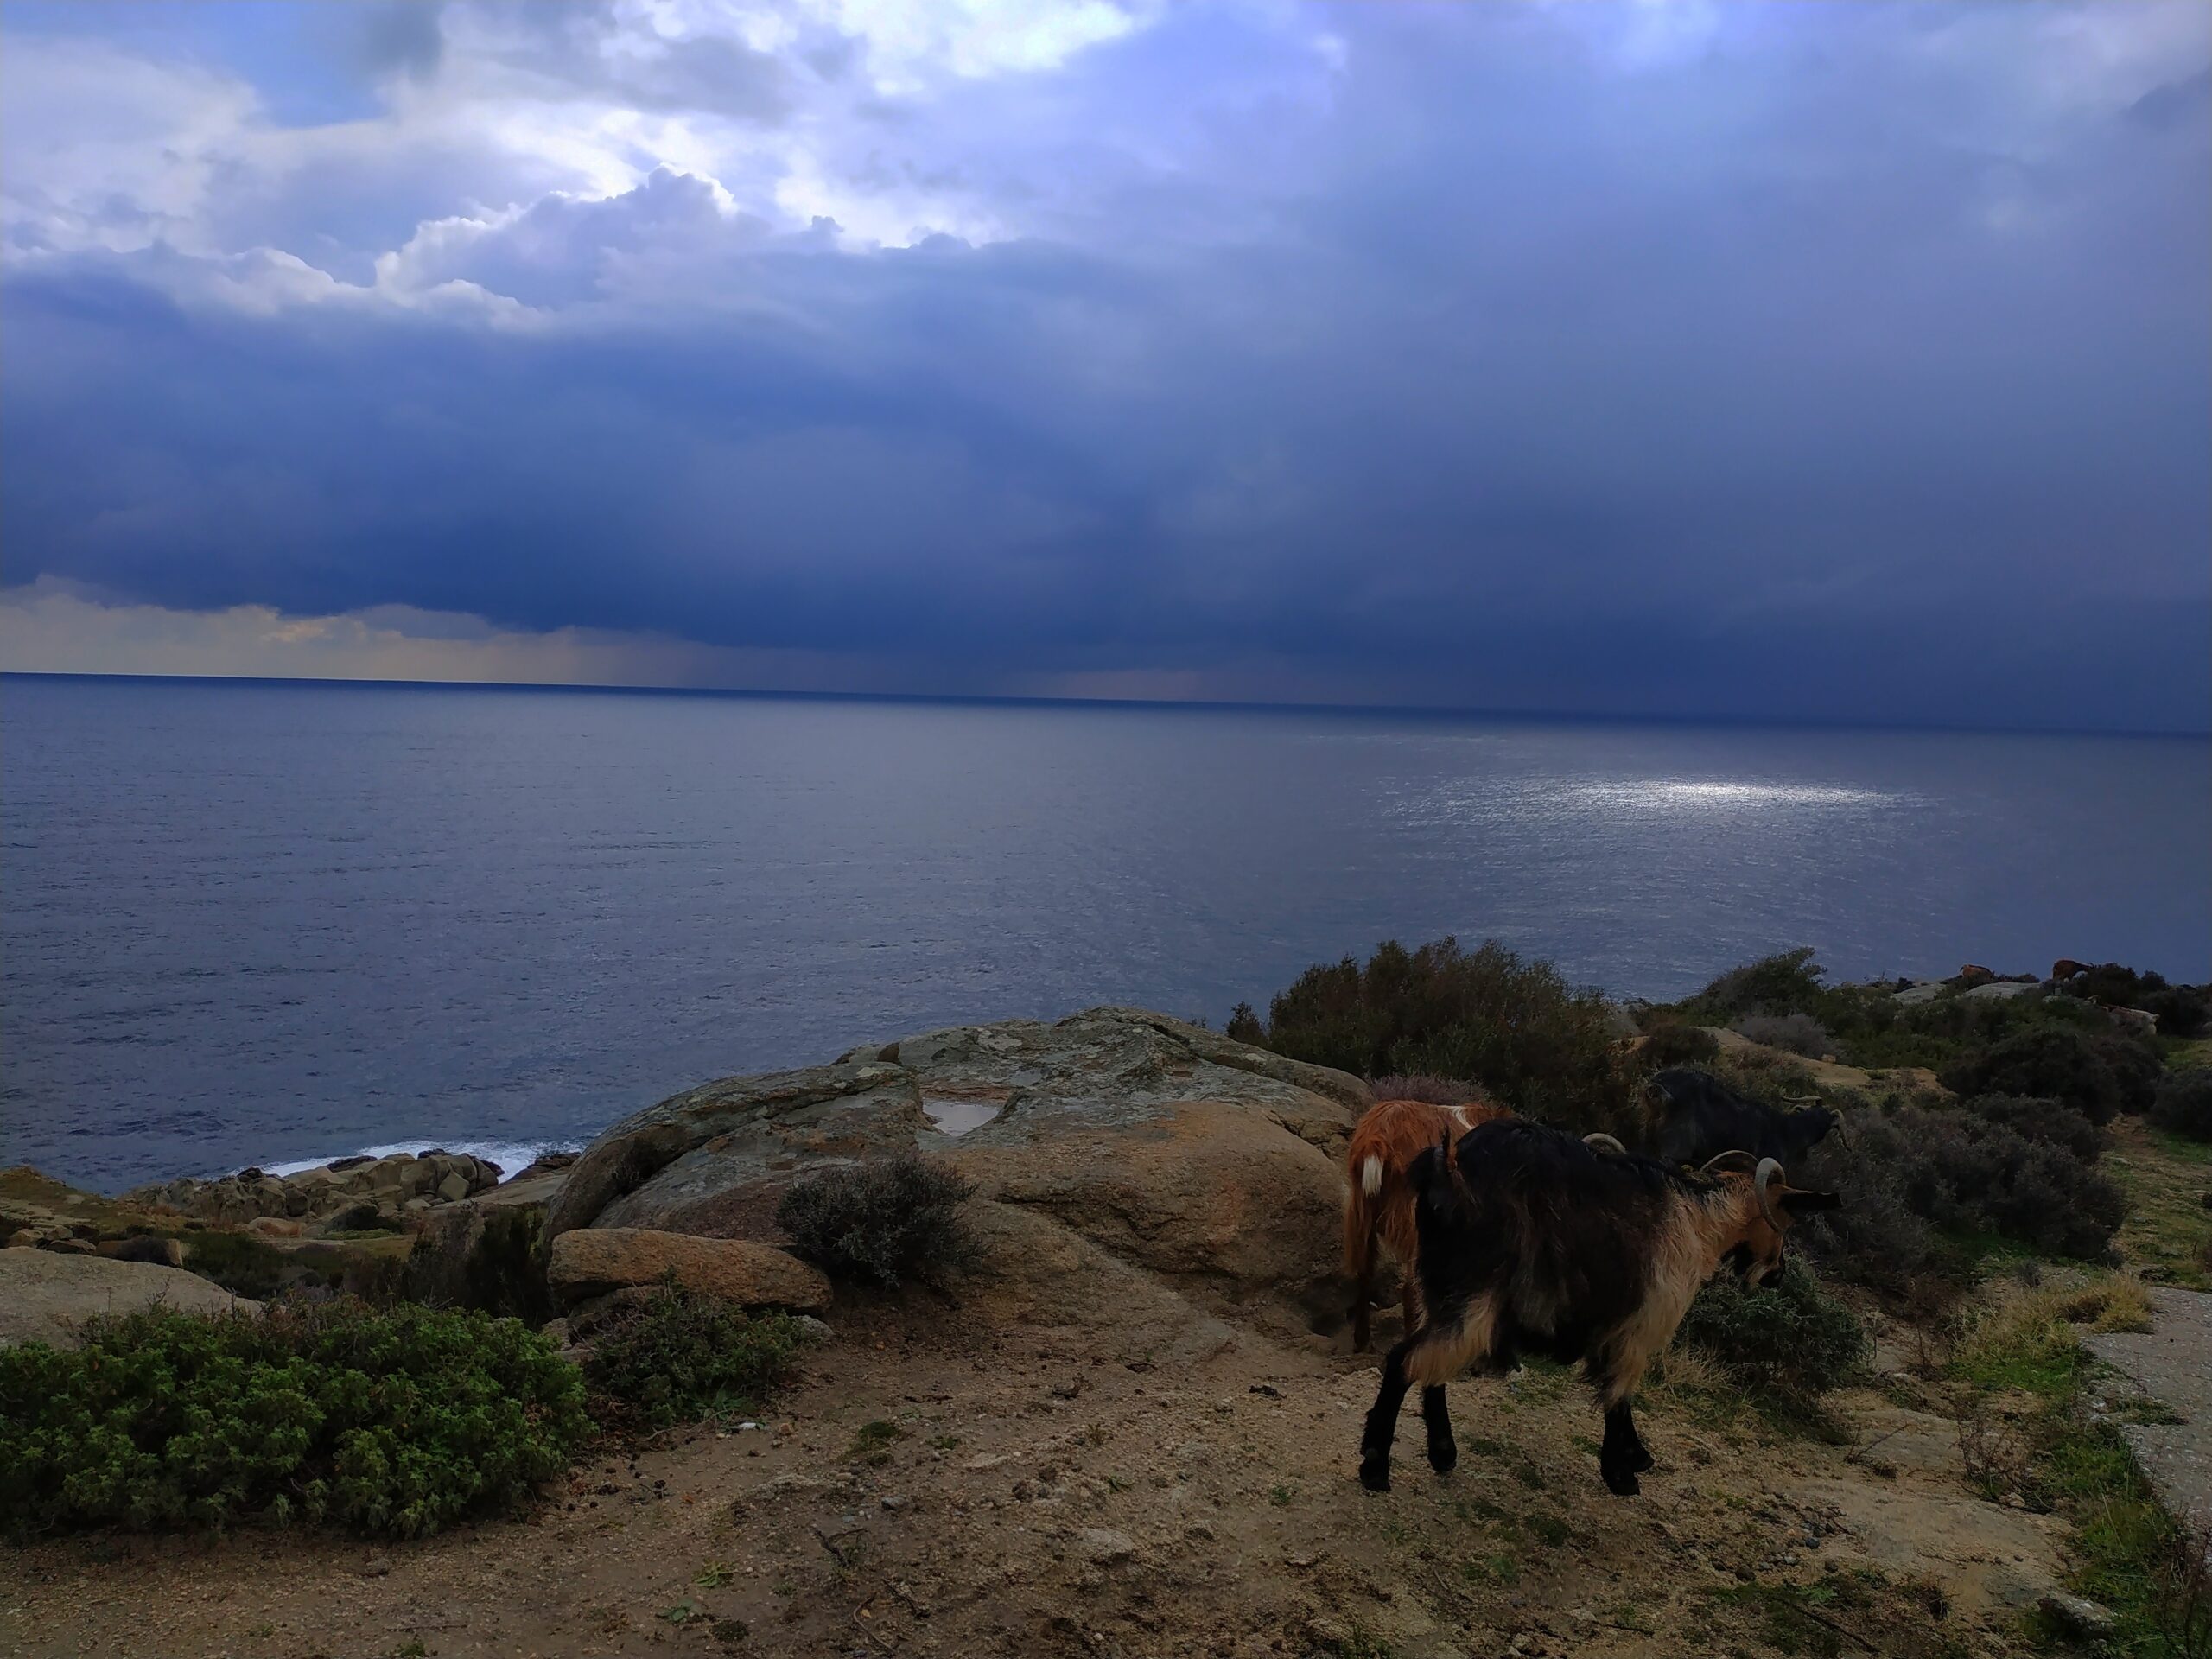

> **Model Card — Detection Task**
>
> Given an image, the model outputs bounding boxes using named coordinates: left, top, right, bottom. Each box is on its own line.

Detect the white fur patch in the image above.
left=1359, top=1154, right=1383, bottom=1198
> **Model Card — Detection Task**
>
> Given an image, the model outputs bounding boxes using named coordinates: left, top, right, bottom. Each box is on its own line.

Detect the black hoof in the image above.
left=1630, top=1444, right=1656, bottom=1474
left=1601, top=1468, right=1641, bottom=1497
left=1359, top=1458, right=1392, bottom=1493
left=1427, top=1436, right=1458, bottom=1476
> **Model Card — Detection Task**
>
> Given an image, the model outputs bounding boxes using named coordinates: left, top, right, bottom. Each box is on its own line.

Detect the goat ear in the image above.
left=1779, top=1188, right=1842, bottom=1215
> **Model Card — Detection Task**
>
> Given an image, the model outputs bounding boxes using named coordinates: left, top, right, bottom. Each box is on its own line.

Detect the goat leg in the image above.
left=1421, top=1385, right=1457, bottom=1475
left=1359, top=1341, right=1414, bottom=1492
left=1598, top=1401, right=1649, bottom=1496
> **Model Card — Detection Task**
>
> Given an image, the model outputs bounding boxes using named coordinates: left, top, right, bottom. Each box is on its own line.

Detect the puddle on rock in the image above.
left=923, top=1097, right=1003, bottom=1135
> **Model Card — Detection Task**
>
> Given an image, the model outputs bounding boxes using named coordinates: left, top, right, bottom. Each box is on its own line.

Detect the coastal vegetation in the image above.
left=0, top=1300, right=589, bottom=1540
left=5, top=946, right=2207, bottom=1657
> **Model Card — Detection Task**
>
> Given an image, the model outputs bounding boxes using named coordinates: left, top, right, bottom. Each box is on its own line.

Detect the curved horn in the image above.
left=1753, top=1156, right=1783, bottom=1233
left=1779, top=1094, right=1823, bottom=1106
left=1582, top=1132, right=1628, bottom=1155
left=1699, top=1149, right=1759, bottom=1176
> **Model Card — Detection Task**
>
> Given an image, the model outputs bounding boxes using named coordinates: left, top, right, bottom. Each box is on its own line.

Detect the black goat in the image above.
left=1642, top=1068, right=1837, bottom=1169
left=1357, top=1119, right=1840, bottom=1497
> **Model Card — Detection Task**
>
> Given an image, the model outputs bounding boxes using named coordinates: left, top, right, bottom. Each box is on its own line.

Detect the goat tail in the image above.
left=1344, top=1171, right=1378, bottom=1283
left=1358, top=1153, right=1383, bottom=1198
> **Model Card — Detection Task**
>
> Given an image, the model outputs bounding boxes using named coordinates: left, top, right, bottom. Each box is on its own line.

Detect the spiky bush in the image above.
left=776, top=1153, right=977, bottom=1287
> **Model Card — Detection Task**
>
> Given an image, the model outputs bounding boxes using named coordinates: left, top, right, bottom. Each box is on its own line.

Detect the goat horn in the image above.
left=1699, top=1149, right=1758, bottom=1175
left=1780, top=1094, right=1823, bottom=1105
left=1582, top=1133, right=1628, bottom=1155
left=1753, top=1157, right=1783, bottom=1233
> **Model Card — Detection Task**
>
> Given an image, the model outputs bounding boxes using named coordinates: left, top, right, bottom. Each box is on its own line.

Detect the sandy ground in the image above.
left=3, top=1286, right=2080, bottom=1659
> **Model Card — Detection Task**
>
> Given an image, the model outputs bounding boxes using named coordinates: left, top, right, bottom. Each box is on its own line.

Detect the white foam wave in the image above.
left=257, top=1139, right=576, bottom=1180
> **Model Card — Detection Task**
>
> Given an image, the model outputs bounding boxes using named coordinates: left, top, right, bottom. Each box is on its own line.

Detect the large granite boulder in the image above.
left=544, top=1062, right=933, bottom=1242
left=548, top=1007, right=1370, bottom=1341
left=547, top=1228, right=831, bottom=1312
left=0, top=1250, right=259, bottom=1349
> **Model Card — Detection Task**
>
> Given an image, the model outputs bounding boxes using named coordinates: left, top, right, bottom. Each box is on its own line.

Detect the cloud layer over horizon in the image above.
left=4, top=2, right=2208, bottom=729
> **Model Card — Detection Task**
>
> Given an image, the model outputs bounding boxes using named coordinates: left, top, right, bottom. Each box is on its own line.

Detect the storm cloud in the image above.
left=3, top=2, right=2207, bottom=728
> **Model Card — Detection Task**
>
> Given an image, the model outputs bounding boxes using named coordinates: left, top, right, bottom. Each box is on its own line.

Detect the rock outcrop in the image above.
left=547, top=1007, right=1370, bottom=1341
left=547, top=1228, right=831, bottom=1312
left=0, top=1249, right=259, bottom=1349
left=127, top=1150, right=504, bottom=1230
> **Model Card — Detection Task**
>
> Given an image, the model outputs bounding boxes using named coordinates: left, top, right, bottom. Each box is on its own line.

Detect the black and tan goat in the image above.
left=1357, top=1118, right=1840, bottom=1497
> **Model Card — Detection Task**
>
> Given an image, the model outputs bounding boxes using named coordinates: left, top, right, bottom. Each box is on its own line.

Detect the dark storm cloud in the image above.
left=1, top=3, right=2206, bottom=729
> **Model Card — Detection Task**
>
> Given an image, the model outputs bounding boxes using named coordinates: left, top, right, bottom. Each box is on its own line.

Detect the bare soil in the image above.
left=3, top=1289, right=2071, bottom=1659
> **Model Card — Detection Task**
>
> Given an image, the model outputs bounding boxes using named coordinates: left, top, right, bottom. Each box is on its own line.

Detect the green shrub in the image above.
left=1942, top=1027, right=2124, bottom=1126
left=582, top=1286, right=803, bottom=1429
left=1790, top=1114, right=1943, bottom=1300
left=1253, top=938, right=1627, bottom=1129
left=0, top=1301, right=589, bottom=1540
left=180, top=1229, right=292, bottom=1300
left=1966, top=1095, right=2106, bottom=1164
left=1730, top=1012, right=1835, bottom=1060
left=1634, top=1020, right=1721, bottom=1068
left=1889, top=1104, right=2125, bottom=1261
left=2150, top=1069, right=2212, bottom=1144
left=2140, top=983, right=2211, bottom=1039
left=775, top=1153, right=977, bottom=1287
left=1676, top=1260, right=1866, bottom=1406
left=1676, top=948, right=1832, bottom=1024
left=2088, top=1033, right=2163, bottom=1116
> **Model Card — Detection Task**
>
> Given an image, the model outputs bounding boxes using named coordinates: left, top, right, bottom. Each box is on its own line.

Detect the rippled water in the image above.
left=4, top=675, right=2205, bottom=1191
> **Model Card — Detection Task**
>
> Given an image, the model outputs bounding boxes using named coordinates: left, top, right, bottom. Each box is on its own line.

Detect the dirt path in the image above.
left=3, top=1289, right=2082, bottom=1659
left=2087, top=1286, right=2212, bottom=1538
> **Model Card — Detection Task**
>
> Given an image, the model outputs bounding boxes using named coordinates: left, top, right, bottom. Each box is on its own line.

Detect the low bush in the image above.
left=1942, top=1027, right=2124, bottom=1126
left=1367, top=1074, right=1489, bottom=1105
left=1966, top=1095, right=2106, bottom=1164
left=582, top=1286, right=803, bottom=1429
left=2088, top=1033, right=2164, bottom=1116
left=1893, top=1105, right=2126, bottom=1262
left=1790, top=1115, right=1944, bottom=1300
left=1675, top=1260, right=1866, bottom=1408
left=180, top=1229, right=292, bottom=1300
left=1676, top=948, right=1831, bottom=1024
left=2150, top=1069, right=2212, bottom=1144
left=1730, top=1012, right=1835, bottom=1060
left=2141, top=984, right=2211, bottom=1039
left=776, top=1152, right=977, bottom=1287
left=1251, top=938, right=1628, bottom=1129
left=0, top=1300, right=589, bottom=1539
left=1634, top=1020, right=1720, bottom=1068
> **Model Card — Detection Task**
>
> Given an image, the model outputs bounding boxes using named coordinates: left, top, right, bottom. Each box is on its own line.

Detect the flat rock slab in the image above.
left=2086, top=1287, right=2212, bottom=1535
left=547, top=1226, right=831, bottom=1312
left=0, top=1250, right=259, bottom=1348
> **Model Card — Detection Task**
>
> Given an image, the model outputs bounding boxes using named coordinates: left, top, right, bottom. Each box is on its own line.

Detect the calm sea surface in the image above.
left=4, top=674, right=2206, bottom=1192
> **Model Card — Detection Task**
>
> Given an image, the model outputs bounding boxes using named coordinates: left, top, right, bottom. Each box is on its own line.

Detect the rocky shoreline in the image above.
left=2, top=1005, right=1375, bottom=1351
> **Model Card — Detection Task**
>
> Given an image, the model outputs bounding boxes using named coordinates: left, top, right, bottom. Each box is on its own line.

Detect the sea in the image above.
left=3, top=673, right=2206, bottom=1192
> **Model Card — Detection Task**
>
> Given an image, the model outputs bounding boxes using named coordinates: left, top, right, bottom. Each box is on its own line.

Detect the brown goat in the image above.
left=1344, top=1096, right=1507, bottom=1351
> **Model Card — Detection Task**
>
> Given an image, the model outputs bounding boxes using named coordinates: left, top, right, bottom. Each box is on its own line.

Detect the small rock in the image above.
left=5, top=1230, right=39, bottom=1249
left=1051, top=1378, right=1084, bottom=1399
left=964, top=1452, right=1008, bottom=1471
left=435, top=1172, right=470, bottom=1204
left=47, top=1237, right=95, bottom=1255
left=2037, top=1592, right=2117, bottom=1639
left=880, top=1494, right=910, bottom=1512
left=796, top=1314, right=834, bottom=1342
left=361, top=1555, right=392, bottom=1578
left=1077, top=1527, right=1135, bottom=1566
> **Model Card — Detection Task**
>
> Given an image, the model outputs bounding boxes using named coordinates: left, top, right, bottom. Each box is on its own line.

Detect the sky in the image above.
left=2, top=1, right=2207, bottom=732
